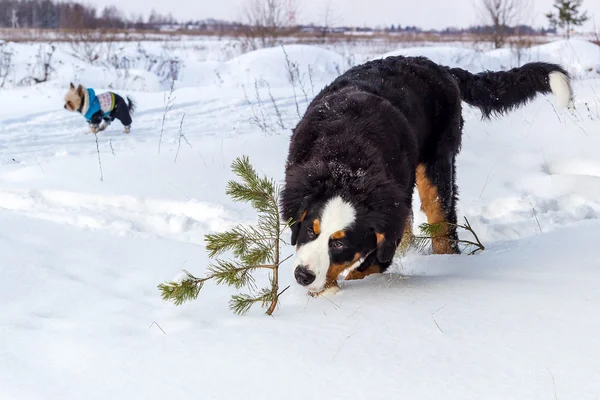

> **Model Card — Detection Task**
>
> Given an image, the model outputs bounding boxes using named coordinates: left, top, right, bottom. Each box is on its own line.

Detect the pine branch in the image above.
left=205, top=225, right=275, bottom=258
left=410, top=235, right=435, bottom=253
left=208, top=260, right=258, bottom=289
left=159, top=156, right=292, bottom=316
left=415, top=218, right=485, bottom=255
left=456, top=217, right=486, bottom=255
left=240, top=244, right=274, bottom=268
left=158, top=270, right=208, bottom=306
left=159, top=260, right=277, bottom=306
left=230, top=288, right=274, bottom=316
left=418, top=222, right=444, bottom=236
left=226, top=156, right=276, bottom=214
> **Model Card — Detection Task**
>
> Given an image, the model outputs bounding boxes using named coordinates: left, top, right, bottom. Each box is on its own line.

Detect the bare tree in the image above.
left=241, top=0, right=299, bottom=50
left=319, top=0, right=342, bottom=43
left=477, top=0, right=532, bottom=49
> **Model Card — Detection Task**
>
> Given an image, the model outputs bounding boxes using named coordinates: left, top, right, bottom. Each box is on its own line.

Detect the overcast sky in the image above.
left=90, top=0, right=600, bottom=30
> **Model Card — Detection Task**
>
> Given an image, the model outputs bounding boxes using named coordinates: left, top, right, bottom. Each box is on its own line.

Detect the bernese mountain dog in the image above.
left=280, top=56, right=572, bottom=296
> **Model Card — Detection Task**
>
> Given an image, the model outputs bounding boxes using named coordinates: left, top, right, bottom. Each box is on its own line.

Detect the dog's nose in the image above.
left=294, top=265, right=316, bottom=286
left=63, top=105, right=66, bottom=109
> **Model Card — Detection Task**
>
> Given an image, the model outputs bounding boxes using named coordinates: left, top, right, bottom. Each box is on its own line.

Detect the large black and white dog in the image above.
left=280, top=56, right=572, bottom=295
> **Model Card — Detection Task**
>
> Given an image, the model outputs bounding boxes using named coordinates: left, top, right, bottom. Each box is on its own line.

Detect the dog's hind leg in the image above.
left=416, top=154, right=460, bottom=254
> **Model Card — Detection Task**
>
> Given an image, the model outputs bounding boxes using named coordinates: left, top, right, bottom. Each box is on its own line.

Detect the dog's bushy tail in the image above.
left=126, top=96, right=136, bottom=114
left=446, top=62, right=572, bottom=118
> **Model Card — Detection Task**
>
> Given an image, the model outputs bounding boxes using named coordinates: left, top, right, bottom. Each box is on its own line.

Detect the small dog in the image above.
left=64, top=83, right=135, bottom=134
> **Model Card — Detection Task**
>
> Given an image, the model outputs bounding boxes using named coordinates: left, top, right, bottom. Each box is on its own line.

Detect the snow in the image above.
left=381, top=38, right=600, bottom=78
left=1, top=37, right=600, bottom=399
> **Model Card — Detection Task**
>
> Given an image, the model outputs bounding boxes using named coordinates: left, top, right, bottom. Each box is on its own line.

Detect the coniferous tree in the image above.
left=546, top=0, right=588, bottom=39
left=159, top=156, right=291, bottom=316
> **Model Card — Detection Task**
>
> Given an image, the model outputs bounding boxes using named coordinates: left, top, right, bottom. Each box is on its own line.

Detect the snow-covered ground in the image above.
left=1, top=38, right=600, bottom=399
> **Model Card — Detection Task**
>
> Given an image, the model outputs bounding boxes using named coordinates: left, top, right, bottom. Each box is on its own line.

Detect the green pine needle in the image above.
left=229, top=288, right=274, bottom=316
left=158, top=275, right=204, bottom=306
left=208, top=260, right=257, bottom=290
left=240, top=244, right=273, bottom=267
left=226, top=156, right=276, bottom=214
left=418, top=222, right=445, bottom=236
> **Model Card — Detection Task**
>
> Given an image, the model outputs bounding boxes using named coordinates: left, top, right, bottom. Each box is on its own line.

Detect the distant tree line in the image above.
left=0, top=0, right=582, bottom=39
left=0, top=0, right=176, bottom=29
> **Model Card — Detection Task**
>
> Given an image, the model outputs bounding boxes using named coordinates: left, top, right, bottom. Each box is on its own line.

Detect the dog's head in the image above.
left=64, top=82, right=84, bottom=112
left=289, top=195, right=399, bottom=294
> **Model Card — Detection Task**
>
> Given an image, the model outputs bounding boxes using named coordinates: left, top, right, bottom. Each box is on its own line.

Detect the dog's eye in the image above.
left=330, top=240, right=345, bottom=251
left=306, top=228, right=316, bottom=240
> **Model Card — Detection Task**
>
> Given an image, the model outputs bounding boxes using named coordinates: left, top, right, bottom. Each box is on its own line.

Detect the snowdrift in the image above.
left=2, top=38, right=597, bottom=93
left=380, top=39, right=600, bottom=78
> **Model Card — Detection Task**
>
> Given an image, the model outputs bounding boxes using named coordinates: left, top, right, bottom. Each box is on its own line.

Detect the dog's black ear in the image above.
left=290, top=210, right=307, bottom=246
left=69, top=82, right=75, bottom=89
left=375, top=232, right=398, bottom=263
left=76, top=84, right=84, bottom=96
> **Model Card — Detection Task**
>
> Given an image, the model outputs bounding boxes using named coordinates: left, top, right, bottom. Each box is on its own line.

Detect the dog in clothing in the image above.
left=64, top=83, right=135, bottom=134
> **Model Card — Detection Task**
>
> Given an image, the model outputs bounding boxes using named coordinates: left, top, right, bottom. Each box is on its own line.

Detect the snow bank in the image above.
left=1, top=38, right=598, bottom=94
left=487, top=39, right=600, bottom=77
left=212, top=45, right=347, bottom=89
left=380, top=46, right=503, bottom=72
left=379, top=39, right=600, bottom=78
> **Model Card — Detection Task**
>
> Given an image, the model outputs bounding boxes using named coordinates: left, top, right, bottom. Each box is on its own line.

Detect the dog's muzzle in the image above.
left=294, top=265, right=316, bottom=286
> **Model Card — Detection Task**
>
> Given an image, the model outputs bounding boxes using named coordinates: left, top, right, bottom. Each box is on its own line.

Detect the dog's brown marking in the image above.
left=313, top=219, right=321, bottom=235
left=330, top=230, right=345, bottom=240
left=416, top=164, right=454, bottom=254
left=324, top=252, right=361, bottom=288
left=398, top=211, right=414, bottom=252
left=375, top=232, right=385, bottom=245
left=298, top=210, right=308, bottom=222
left=345, top=264, right=382, bottom=280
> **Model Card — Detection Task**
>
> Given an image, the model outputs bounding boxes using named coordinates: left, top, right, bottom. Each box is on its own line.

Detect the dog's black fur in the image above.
left=281, top=56, right=570, bottom=277
left=89, top=94, right=135, bottom=128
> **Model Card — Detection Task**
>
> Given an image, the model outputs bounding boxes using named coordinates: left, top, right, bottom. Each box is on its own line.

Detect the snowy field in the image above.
left=1, top=37, right=600, bottom=399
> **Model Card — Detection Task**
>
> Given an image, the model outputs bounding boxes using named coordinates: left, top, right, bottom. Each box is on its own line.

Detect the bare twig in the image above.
left=174, top=113, right=188, bottom=163
left=308, top=64, right=316, bottom=97
left=282, top=45, right=301, bottom=119
left=149, top=321, right=166, bottom=335
left=277, top=285, right=291, bottom=297
left=547, top=100, right=563, bottom=124
left=265, top=80, right=285, bottom=130
left=94, top=133, right=104, bottom=182
left=531, top=204, right=543, bottom=234
left=432, top=316, right=444, bottom=333
left=431, top=304, right=447, bottom=333
left=548, top=368, right=558, bottom=400
left=479, top=167, right=494, bottom=198
left=416, top=217, right=485, bottom=255
left=455, top=217, right=485, bottom=255
left=158, top=78, right=176, bottom=154
left=332, top=331, right=356, bottom=361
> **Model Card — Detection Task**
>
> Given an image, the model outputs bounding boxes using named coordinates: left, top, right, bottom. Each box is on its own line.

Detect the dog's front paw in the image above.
left=123, top=125, right=131, bottom=134
left=309, top=282, right=340, bottom=297
left=89, top=126, right=99, bottom=134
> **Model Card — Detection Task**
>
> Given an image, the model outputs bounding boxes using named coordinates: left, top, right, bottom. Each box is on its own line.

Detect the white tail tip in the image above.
left=549, top=71, right=572, bottom=108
